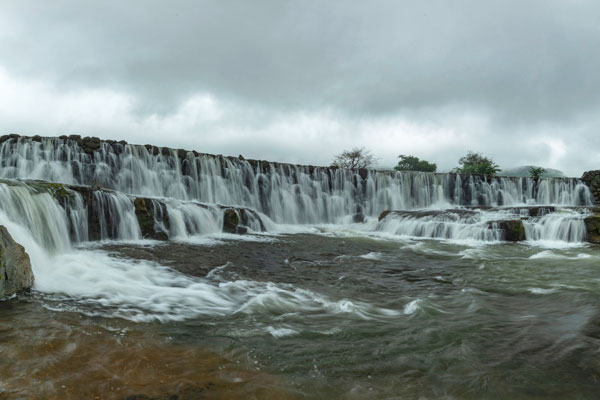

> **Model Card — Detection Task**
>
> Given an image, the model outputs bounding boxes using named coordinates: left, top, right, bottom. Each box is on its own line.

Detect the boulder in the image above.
left=493, top=220, right=526, bottom=242
left=353, top=212, right=366, bottom=223
left=0, top=226, right=34, bottom=298
left=584, top=214, right=600, bottom=244
left=134, top=198, right=169, bottom=240
left=222, top=209, right=240, bottom=234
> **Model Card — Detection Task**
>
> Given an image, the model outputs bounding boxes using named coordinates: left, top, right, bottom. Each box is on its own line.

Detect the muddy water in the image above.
left=2, top=232, right=600, bottom=399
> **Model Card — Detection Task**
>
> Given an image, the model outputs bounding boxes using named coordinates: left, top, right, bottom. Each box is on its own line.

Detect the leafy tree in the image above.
left=331, top=147, right=377, bottom=169
left=455, top=151, right=500, bottom=176
left=395, top=155, right=437, bottom=172
left=528, top=166, right=546, bottom=179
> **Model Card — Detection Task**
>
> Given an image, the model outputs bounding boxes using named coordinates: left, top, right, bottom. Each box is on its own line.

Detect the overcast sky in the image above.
left=1, top=0, right=599, bottom=176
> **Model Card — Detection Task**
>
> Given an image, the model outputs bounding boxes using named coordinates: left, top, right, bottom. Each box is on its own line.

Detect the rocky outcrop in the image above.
left=584, top=214, right=600, bottom=244
left=582, top=170, right=600, bottom=204
left=134, top=198, right=170, bottom=240
left=222, top=208, right=240, bottom=234
left=0, top=226, right=34, bottom=298
left=491, top=220, right=526, bottom=242
left=378, top=209, right=478, bottom=221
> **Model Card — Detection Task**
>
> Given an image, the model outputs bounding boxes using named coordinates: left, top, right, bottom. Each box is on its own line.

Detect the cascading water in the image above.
left=375, top=210, right=503, bottom=242
left=92, top=191, right=141, bottom=241
left=0, top=136, right=593, bottom=225
left=523, top=210, right=589, bottom=243
left=166, top=202, right=222, bottom=239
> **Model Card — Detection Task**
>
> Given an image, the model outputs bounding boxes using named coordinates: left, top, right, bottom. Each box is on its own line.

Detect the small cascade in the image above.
left=166, top=202, right=222, bottom=239
left=523, top=211, right=588, bottom=243
left=0, top=183, right=73, bottom=253
left=92, top=191, right=141, bottom=240
left=375, top=210, right=503, bottom=242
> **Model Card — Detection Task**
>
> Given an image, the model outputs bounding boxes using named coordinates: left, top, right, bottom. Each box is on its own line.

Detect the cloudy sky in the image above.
left=1, top=0, right=599, bottom=176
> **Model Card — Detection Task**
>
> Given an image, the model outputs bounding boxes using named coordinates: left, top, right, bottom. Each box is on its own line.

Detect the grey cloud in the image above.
left=2, top=0, right=600, bottom=121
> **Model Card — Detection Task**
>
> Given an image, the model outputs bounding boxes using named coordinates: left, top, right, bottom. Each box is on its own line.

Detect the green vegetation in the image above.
left=455, top=151, right=500, bottom=176
left=395, top=155, right=437, bottom=172
left=331, top=147, right=377, bottom=169
left=528, top=166, right=546, bottom=179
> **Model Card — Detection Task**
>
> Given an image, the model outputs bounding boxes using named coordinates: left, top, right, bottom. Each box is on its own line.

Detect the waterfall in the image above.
left=165, top=202, right=222, bottom=239
left=523, top=210, right=588, bottom=243
left=92, top=191, right=142, bottom=241
left=0, top=136, right=593, bottom=225
left=0, top=183, right=73, bottom=253
left=375, top=210, right=502, bottom=242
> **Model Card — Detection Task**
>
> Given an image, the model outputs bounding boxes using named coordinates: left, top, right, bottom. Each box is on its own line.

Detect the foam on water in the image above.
left=0, top=184, right=400, bottom=322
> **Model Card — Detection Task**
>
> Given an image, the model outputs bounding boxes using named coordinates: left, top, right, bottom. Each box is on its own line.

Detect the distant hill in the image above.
left=499, top=166, right=565, bottom=178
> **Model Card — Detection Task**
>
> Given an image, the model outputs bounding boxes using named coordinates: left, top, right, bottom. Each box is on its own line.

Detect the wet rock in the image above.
left=378, top=209, right=478, bottom=221
left=584, top=214, right=600, bottom=244
left=0, top=225, right=34, bottom=298
left=222, top=209, right=240, bottom=234
left=82, top=136, right=101, bottom=154
left=134, top=198, right=169, bottom=240
left=353, top=212, right=366, bottom=223
left=582, top=170, right=600, bottom=204
left=353, top=205, right=366, bottom=223
left=493, top=220, right=526, bottom=242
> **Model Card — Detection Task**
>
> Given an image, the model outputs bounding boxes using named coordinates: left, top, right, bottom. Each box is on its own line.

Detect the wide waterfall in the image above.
left=1, top=135, right=599, bottom=399
left=0, top=136, right=593, bottom=226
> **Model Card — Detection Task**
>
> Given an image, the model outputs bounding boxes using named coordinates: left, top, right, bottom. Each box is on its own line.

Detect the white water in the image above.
left=375, top=207, right=591, bottom=244
left=0, top=137, right=592, bottom=224
left=0, top=137, right=596, bottom=323
left=0, top=181, right=400, bottom=322
left=166, top=201, right=222, bottom=238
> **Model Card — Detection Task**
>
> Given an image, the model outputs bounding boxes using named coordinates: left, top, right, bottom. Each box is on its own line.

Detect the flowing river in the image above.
left=0, top=136, right=599, bottom=399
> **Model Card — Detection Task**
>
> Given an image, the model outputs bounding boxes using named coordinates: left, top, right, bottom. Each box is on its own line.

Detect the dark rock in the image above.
left=238, top=154, right=245, bottom=160
left=353, top=213, right=366, bottom=223
left=134, top=198, right=169, bottom=240
left=378, top=210, right=392, bottom=221
left=68, top=134, right=82, bottom=141
left=32, top=135, right=42, bottom=142
left=492, top=220, right=526, bottom=242
left=582, top=170, right=600, bottom=205
left=0, top=225, right=34, bottom=297
left=222, top=209, right=240, bottom=233
left=161, top=147, right=170, bottom=156
left=584, top=214, right=600, bottom=244
left=378, top=209, right=478, bottom=221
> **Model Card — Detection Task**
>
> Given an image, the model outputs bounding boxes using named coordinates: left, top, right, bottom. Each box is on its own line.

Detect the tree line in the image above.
left=331, top=147, right=546, bottom=178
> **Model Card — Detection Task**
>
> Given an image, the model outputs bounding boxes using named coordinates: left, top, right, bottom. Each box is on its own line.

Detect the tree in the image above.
left=455, top=151, right=500, bottom=176
left=331, top=147, right=377, bottom=169
left=395, top=155, right=437, bottom=172
left=528, top=166, right=546, bottom=179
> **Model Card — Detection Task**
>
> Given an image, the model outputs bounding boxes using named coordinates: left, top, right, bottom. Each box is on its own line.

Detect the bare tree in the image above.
left=331, top=147, right=377, bottom=169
